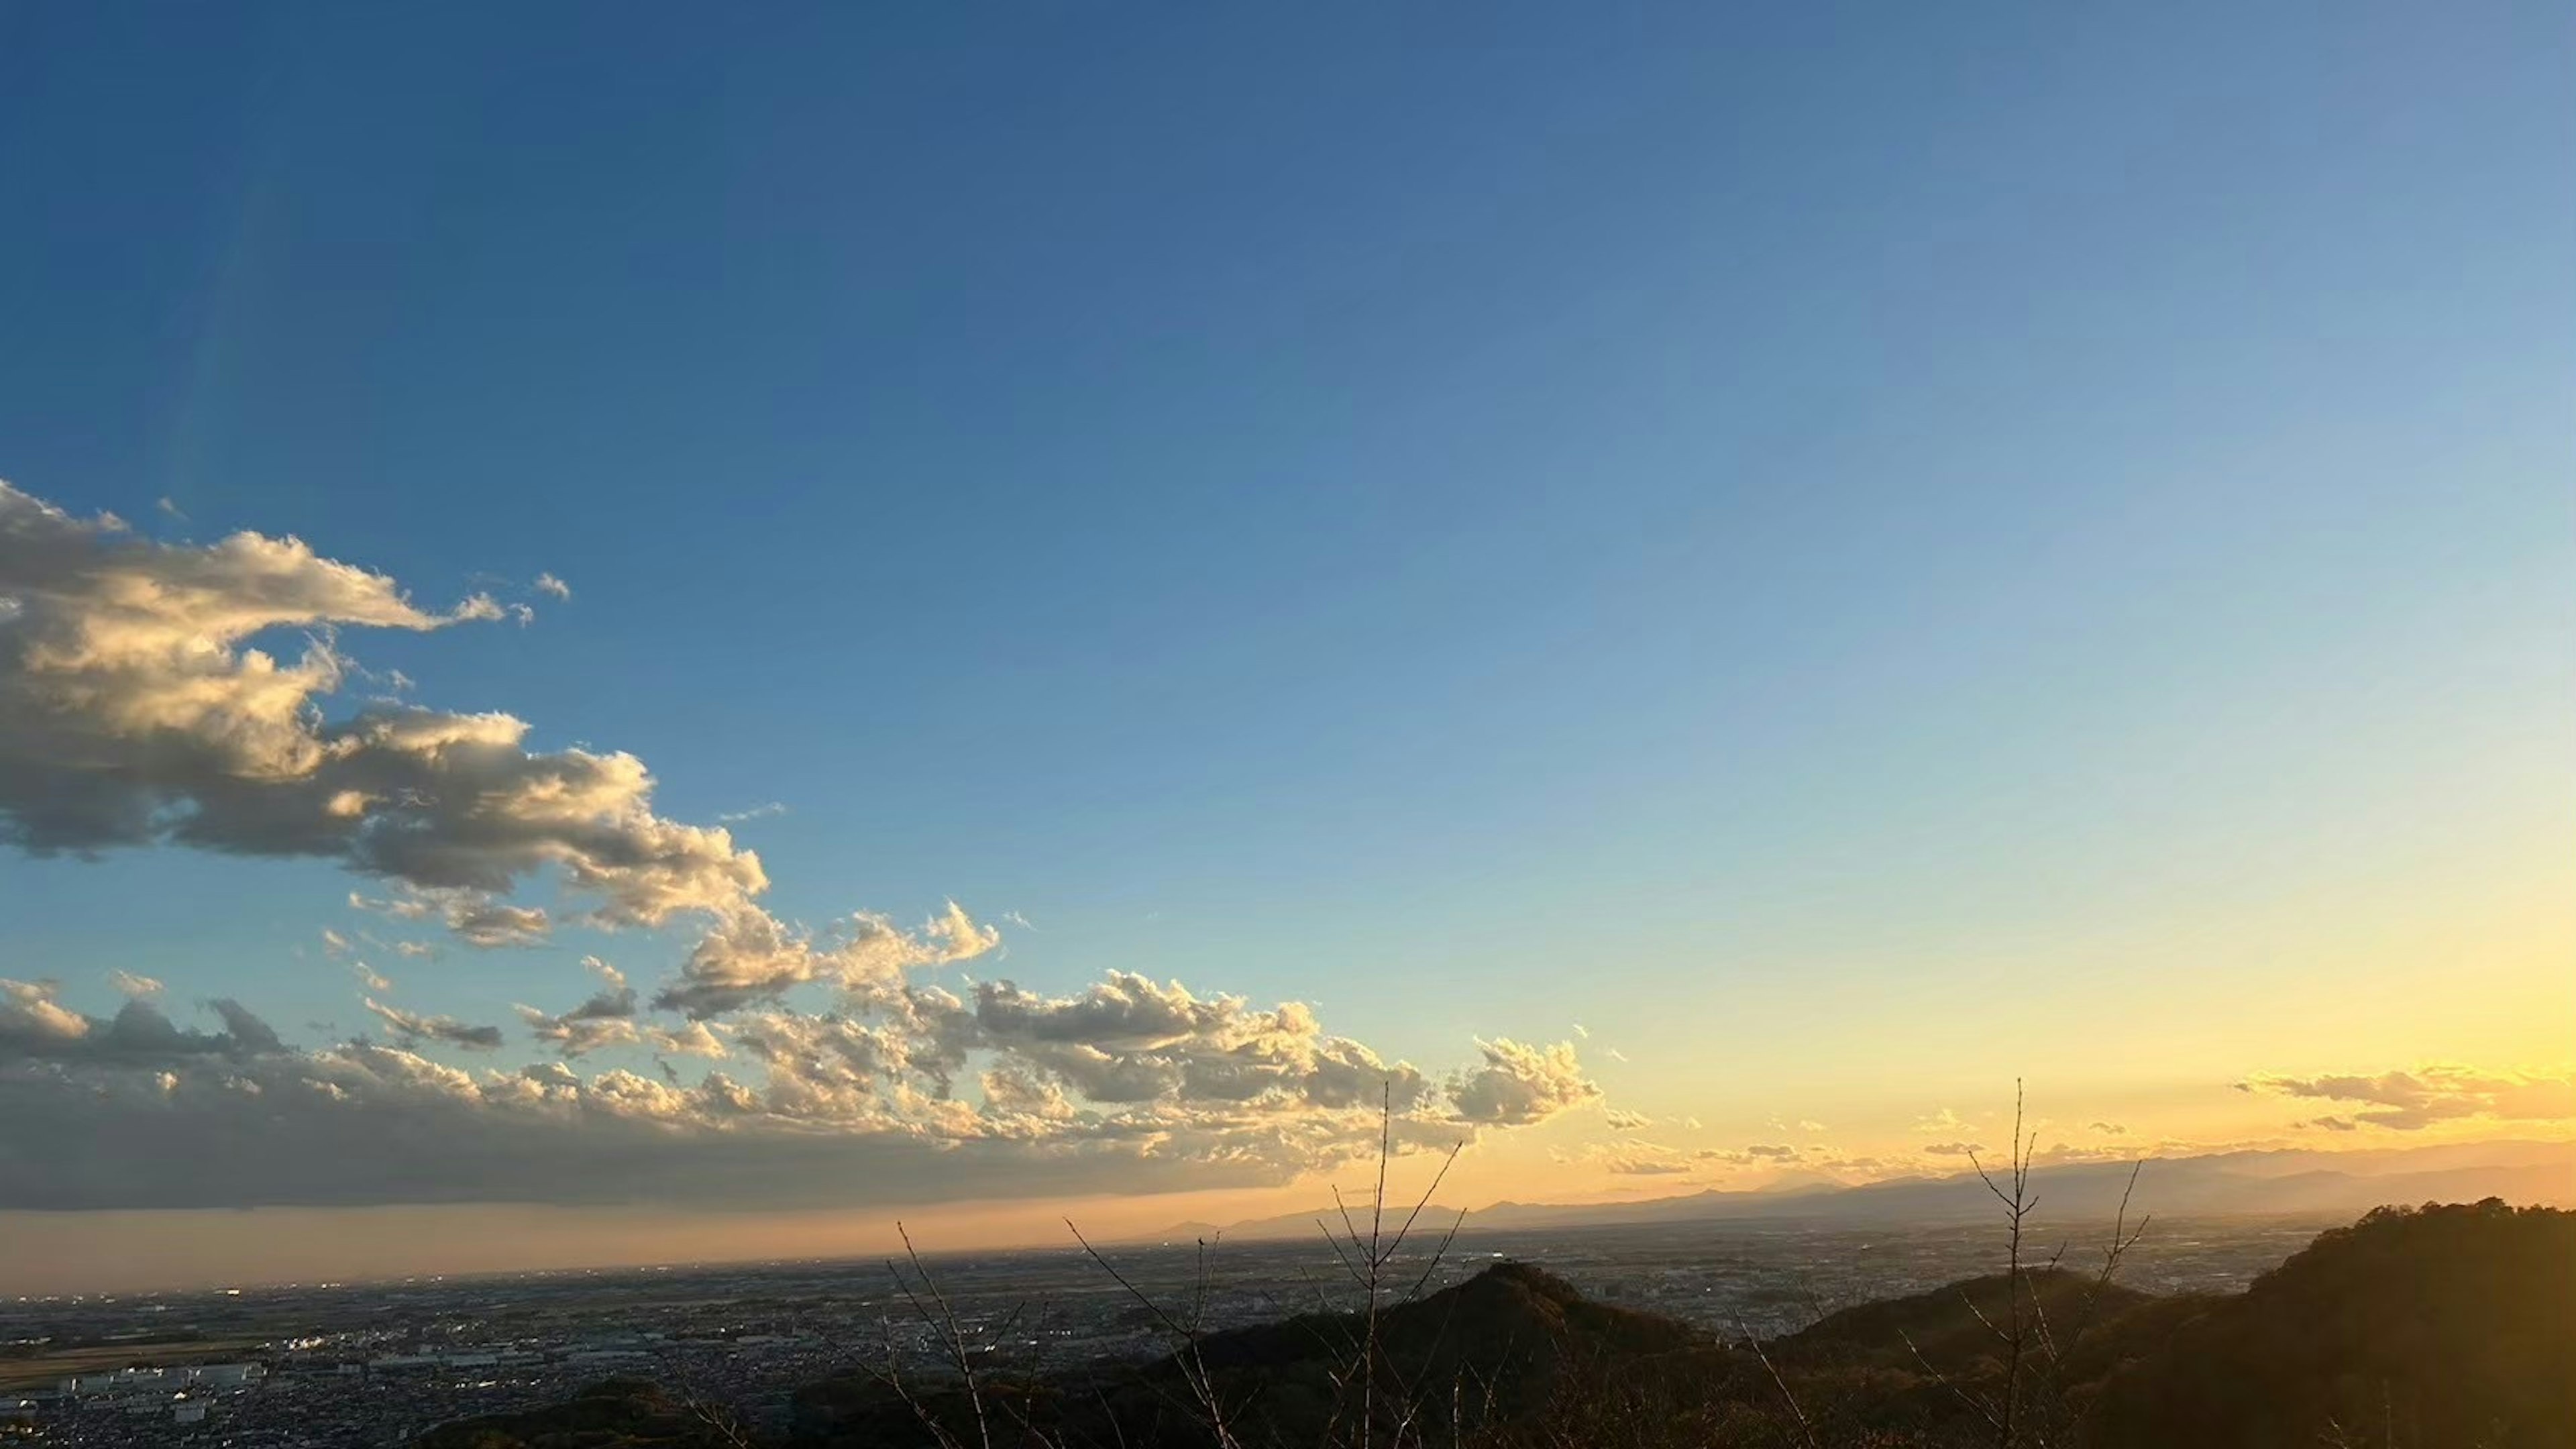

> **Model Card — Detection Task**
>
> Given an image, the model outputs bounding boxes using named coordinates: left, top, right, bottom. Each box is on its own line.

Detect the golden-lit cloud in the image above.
left=1452, top=1038, right=1600, bottom=1124
left=0, top=480, right=1609, bottom=1213
left=2237, top=1064, right=2576, bottom=1132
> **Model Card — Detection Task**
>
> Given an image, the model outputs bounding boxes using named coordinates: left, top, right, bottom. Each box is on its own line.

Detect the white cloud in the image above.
left=0, top=484, right=768, bottom=945
left=0, top=481, right=1593, bottom=1214
left=533, top=573, right=572, bottom=601
left=1450, top=1038, right=1599, bottom=1124
left=716, top=802, right=788, bottom=824
left=108, top=970, right=164, bottom=997
left=652, top=901, right=998, bottom=1019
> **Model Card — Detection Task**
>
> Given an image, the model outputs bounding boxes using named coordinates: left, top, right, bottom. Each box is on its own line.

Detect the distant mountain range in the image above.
left=1152, top=1138, right=2576, bottom=1244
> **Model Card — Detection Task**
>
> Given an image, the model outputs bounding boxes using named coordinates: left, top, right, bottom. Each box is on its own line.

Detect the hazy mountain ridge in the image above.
left=1159, top=1139, right=2576, bottom=1242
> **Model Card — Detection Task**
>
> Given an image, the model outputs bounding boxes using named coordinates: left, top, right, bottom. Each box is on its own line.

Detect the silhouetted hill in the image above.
left=1772, top=1268, right=2164, bottom=1376
left=410, top=1378, right=743, bottom=1448
left=414, top=1200, right=2576, bottom=1447
left=793, top=1260, right=1730, bottom=1448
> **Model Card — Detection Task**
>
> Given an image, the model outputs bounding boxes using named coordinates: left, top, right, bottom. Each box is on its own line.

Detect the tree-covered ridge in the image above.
left=2086, top=1200, right=2576, bottom=1448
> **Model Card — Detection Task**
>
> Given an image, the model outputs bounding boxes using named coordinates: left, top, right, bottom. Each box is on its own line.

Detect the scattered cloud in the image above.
left=1450, top=1038, right=1599, bottom=1124
left=517, top=987, right=643, bottom=1058
left=2237, top=1064, right=2576, bottom=1131
left=2031, top=1141, right=2145, bottom=1165
left=651, top=902, right=997, bottom=1019
left=362, top=999, right=505, bottom=1052
left=1695, top=1142, right=1804, bottom=1165
left=1602, top=1106, right=1654, bottom=1132
left=1592, top=1142, right=1695, bottom=1175
left=716, top=802, right=788, bottom=824
left=3, top=980, right=280, bottom=1063
left=532, top=572, right=572, bottom=601
left=0, top=485, right=767, bottom=949
left=0, top=481, right=1602, bottom=1214
left=2089, top=1120, right=2129, bottom=1135
left=2, top=969, right=1593, bottom=1210
left=107, top=970, right=163, bottom=997
left=1922, top=1141, right=1986, bottom=1157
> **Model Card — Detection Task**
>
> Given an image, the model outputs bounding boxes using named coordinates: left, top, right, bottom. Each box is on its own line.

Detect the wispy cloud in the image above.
left=1695, top=1142, right=1807, bottom=1168
left=361, top=999, right=504, bottom=1052
left=2237, top=1063, right=2576, bottom=1132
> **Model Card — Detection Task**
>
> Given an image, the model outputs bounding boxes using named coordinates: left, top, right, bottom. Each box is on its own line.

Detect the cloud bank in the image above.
left=0, top=482, right=1603, bottom=1212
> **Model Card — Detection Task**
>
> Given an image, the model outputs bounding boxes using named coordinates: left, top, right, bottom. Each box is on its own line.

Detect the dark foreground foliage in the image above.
left=2086, top=1199, right=2576, bottom=1448
left=413, top=1201, right=2575, bottom=1449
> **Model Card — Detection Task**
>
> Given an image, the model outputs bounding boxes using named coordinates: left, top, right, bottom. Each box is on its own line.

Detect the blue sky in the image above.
left=2, top=0, right=2571, bottom=1250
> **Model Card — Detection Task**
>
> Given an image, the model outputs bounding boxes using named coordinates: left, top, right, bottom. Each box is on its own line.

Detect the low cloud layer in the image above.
left=2238, top=1064, right=2576, bottom=1132
left=1, top=975, right=1599, bottom=1210
left=0, top=482, right=1605, bottom=1212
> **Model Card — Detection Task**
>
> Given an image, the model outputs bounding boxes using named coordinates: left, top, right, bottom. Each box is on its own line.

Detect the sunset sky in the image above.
left=3, top=2, right=2571, bottom=1293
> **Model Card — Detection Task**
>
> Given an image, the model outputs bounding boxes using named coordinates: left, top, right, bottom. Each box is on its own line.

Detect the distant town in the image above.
left=3, top=1213, right=2333, bottom=1447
